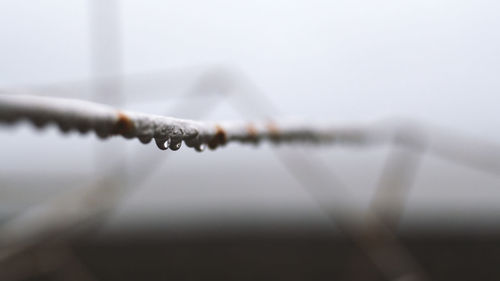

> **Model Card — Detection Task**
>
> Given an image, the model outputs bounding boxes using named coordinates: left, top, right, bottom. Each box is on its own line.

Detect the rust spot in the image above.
left=266, top=121, right=280, bottom=141
left=207, top=124, right=227, bottom=150
left=246, top=123, right=258, bottom=142
left=114, top=111, right=135, bottom=135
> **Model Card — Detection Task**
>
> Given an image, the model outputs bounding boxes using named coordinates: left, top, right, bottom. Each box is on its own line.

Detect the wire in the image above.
left=0, top=94, right=379, bottom=152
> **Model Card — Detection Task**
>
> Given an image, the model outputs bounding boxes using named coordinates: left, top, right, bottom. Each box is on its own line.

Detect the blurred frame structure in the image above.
left=2, top=1, right=500, bottom=281
left=1, top=70, right=500, bottom=281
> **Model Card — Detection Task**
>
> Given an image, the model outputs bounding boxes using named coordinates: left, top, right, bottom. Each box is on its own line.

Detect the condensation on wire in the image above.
left=0, top=94, right=398, bottom=152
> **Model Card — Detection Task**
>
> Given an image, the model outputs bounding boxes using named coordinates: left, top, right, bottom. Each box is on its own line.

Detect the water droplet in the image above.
left=139, top=136, right=152, bottom=144
left=57, top=121, right=71, bottom=133
left=155, top=138, right=170, bottom=150
left=169, top=141, right=182, bottom=151
left=195, top=143, right=206, bottom=152
left=33, top=118, right=48, bottom=129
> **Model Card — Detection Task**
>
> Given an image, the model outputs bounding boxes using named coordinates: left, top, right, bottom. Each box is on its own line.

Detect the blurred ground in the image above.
left=3, top=225, right=500, bottom=281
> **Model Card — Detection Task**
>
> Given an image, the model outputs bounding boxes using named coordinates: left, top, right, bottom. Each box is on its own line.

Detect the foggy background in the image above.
left=1, top=0, right=500, bottom=244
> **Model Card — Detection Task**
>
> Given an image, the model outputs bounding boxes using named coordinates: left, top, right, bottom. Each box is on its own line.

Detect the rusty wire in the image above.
left=0, top=94, right=385, bottom=152
left=2, top=93, right=500, bottom=179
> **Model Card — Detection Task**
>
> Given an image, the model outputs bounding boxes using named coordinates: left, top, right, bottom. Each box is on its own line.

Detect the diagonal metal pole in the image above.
left=370, top=128, right=427, bottom=229
left=343, top=128, right=429, bottom=281
left=276, top=149, right=430, bottom=281
left=205, top=70, right=430, bottom=281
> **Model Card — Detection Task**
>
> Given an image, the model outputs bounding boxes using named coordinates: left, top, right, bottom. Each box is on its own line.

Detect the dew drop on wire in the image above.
left=195, top=143, right=206, bottom=152
left=169, top=141, right=182, bottom=151
left=155, top=138, right=171, bottom=150
left=139, top=136, right=152, bottom=144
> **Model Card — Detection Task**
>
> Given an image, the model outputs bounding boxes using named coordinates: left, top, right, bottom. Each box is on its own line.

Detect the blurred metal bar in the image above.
left=370, top=130, right=427, bottom=229
left=89, top=0, right=123, bottom=86
left=88, top=0, right=125, bottom=194
left=343, top=131, right=428, bottom=281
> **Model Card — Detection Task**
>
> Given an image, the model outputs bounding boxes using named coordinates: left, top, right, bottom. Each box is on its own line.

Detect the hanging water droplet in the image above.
left=57, top=121, right=71, bottom=133
left=155, top=138, right=170, bottom=150
left=33, top=118, right=48, bottom=129
left=139, top=136, right=152, bottom=144
left=169, top=141, right=182, bottom=151
left=195, top=143, right=206, bottom=152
